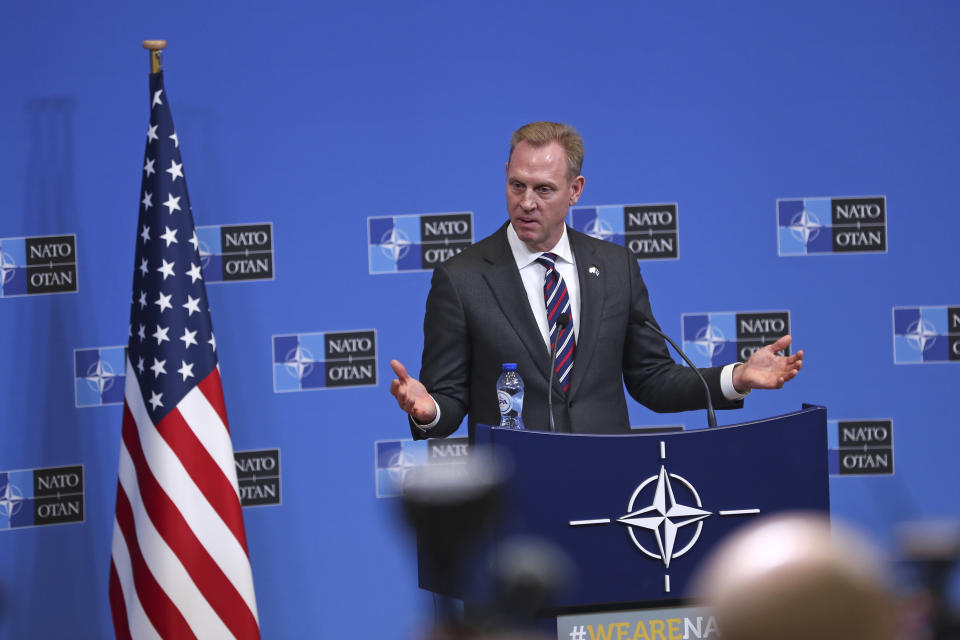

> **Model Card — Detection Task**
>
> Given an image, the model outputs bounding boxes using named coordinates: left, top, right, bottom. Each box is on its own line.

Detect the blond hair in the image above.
left=508, top=121, right=584, bottom=180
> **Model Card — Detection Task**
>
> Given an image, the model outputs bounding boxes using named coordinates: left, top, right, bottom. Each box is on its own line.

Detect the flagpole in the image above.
left=142, top=39, right=167, bottom=73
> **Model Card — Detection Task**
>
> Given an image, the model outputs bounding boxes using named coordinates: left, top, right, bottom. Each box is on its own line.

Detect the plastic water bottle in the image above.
left=496, top=363, right=525, bottom=429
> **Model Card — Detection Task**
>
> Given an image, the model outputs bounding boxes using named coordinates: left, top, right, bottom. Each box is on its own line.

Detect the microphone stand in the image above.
left=546, top=313, right=570, bottom=432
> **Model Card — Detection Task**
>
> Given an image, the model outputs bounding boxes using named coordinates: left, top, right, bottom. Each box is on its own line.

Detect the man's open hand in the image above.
left=389, top=359, right=438, bottom=424
left=732, top=335, right=804, bottom=393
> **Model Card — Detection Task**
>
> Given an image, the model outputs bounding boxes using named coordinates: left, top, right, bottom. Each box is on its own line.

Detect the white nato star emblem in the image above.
left=386, top=451, right=419, bottom=489
left=163, top=193, right=182, bottom=214
left=0, top=483, right=24, bottom=518
left=905, top=318, right=938, bottom=352
left=166, top=160, right=184, bottom=181
left=788, top=209, right=822, bottom=245
left=693, top=324, right=726, bottom=359
left=585, top=217, right=614, bottom=242
left=0, top=251, right=17, bottom=285
left=146, top=124, right=159, bottom=142
left=617, top=466, right=711, bottom=568
left=148, top=391, right=164, bottom=410
left=84, top=358, right=118, bottom=394
left=143, top=158, right=156, bottom=177
left=149, top=358, right=167, bottom=378
left=284, top=345, right=315, bottom=380
left=379, top=228, right=411, bottom=261
left=155, top=298, right=173, bottom=315
left=182, top=295, right=201, bottom=316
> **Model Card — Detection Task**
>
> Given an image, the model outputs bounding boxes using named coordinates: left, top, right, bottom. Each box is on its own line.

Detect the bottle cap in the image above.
left=502, top=363, right=517, bottom=370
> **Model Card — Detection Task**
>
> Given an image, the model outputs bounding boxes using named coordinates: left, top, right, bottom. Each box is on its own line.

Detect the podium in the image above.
left=418, top=405, right=830, bottom=612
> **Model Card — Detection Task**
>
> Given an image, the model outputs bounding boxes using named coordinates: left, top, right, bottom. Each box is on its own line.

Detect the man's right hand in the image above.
left=389, top=359, right=438, bottom=424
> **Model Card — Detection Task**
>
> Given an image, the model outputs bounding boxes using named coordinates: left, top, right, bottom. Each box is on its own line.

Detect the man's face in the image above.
left=505, top=140, right=585, bottom=252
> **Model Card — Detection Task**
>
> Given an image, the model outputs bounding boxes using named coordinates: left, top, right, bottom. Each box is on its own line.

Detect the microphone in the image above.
left=547, top=312, right=571, bottom=432
left=634, top=311, right=718, bottom=429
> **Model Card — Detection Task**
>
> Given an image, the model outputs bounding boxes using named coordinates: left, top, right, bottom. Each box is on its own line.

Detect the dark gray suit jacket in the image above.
left=411, top=223, right=742, bottom=440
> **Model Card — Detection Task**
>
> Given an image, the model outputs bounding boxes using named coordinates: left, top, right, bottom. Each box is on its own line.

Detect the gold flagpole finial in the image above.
left=142, top=40, right=167, bottom=74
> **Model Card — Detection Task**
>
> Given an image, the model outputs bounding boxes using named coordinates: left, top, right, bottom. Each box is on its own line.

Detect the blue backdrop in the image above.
left=1, top=1, right=958, bottom=638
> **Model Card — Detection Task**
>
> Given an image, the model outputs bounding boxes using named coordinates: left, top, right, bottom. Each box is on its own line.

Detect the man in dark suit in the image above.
left=390, top=122, right=802, bottom=439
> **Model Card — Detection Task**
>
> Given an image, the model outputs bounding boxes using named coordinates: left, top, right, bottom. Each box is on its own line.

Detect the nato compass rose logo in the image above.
left=584, top=217, right=614, bottom=242
left=84, top=358, right=119, bottom=395
left=693, top=324, right=726, bottom=359
left=788, top=209, right=822, bottom=244
left=905, top=318, right=938, bottom=352
left=284, top=345, right=315, bottom=381
left=568, top=441, right=760, bottom=593
left=379, top=228, right=411, bottom=261
left=0, top=482, right=24, bottom=519
left=0, top=250, right=16, bottom=285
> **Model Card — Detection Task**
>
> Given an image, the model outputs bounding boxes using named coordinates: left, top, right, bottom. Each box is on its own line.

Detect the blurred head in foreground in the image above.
left=692, top=513, right=896, bottom=640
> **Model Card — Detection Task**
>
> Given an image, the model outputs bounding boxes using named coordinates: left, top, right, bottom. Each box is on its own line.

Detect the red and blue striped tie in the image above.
left=536, top=252, right=575, bottom=393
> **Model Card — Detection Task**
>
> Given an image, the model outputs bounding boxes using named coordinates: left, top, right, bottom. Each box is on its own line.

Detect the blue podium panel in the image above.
left=460, top=406, right=829, bottom=609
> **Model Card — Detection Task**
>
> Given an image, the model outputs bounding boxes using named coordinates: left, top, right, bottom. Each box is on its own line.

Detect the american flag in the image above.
left=109, top=69, right=260, bottom=640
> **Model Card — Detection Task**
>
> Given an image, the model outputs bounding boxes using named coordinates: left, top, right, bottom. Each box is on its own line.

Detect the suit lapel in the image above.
left=480, top=225, right=550, bottom=379
left=569, top=230, right=604, bottom=398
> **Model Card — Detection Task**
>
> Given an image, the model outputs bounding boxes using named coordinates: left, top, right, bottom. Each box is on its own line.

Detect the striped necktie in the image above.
left=536, top=252, right=575, bottom=393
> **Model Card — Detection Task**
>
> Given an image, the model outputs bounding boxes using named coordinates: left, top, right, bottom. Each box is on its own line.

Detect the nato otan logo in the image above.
left=273, top=329, right=377, bottom=391
left=368, top=212, right=473, bottom=274
left=0, top=234, right=78, bottom=297
left=235, top=449, right=281, bottom=507
left=74, top=346, right=126, bottom=408
left=682, top=311, right=791, bottom=367
left=569, top=204, right=679, bottom=260
left=196, top=223, right=275, bottom=283
left=1, top=465, right=84, bottom=531
left=777, top=196, right=886, bottom=256
left=893, top=305, right=960, bottom=363
left=828, top=419, right=893, bottom=476
left=374, top=437, right=469, bottom=498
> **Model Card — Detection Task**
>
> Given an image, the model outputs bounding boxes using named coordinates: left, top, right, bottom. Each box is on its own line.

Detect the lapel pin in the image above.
left=588, top=266, right=600, bottom=277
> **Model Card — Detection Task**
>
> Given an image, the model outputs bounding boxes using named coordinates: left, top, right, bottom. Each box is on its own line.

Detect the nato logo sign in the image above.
left=273, top=329, right=377, bottom=392
left=682, top=310, right=791, bottom=366
left=569, top=204, right=678, bottom=260
left=196, top=223, right=275, bottom=283
left=893, top=305, right=960, bottom=363
left=0, top=464, right=84, bottom=531
left=235, top=449, right=281, bottom=507
left=367, top=212, right=473, bottom=274
left=74, top=346, right=125, bottom=408
left=374, top=437, right=469, bottom=498
left=828, top=419, right=893, bottom=476
left=777, top=196, right=886, bottom=256
left=0, top=234, right=78, bottom=297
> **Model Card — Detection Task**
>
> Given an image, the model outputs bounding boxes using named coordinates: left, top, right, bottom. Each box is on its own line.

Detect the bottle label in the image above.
left=497, top=390, right=512, bottom=415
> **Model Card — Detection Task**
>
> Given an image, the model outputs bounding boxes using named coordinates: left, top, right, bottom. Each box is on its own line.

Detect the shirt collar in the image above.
left=506, top=223, right=574, bottom=269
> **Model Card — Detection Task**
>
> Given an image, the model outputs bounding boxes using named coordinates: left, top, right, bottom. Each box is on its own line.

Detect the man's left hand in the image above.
left=732, top=334, right=803, bottom=393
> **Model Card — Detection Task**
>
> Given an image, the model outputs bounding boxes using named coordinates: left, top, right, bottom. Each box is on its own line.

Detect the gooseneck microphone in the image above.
left=635, top=311, right=718, bottom=429
left=547, top=312, right=571, bottom=432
